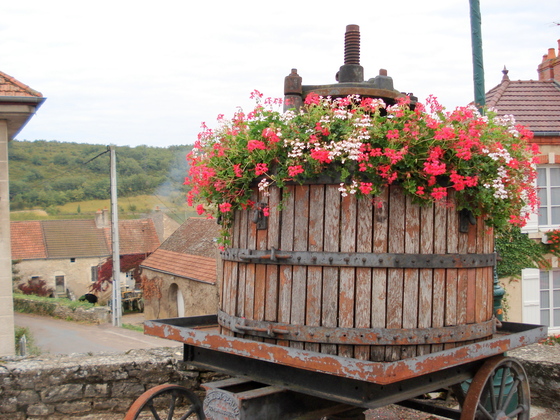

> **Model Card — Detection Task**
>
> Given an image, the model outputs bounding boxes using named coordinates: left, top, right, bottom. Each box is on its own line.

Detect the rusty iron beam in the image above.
left=144, top=317, right=546, bottom=387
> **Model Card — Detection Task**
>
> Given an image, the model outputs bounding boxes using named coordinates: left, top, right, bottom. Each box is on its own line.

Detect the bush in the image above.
left=18, top=277, right=54, bottom=297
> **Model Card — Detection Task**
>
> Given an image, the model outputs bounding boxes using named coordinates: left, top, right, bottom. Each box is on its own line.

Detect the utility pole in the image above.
left=469, top=0, right=486, bottom=111
left=109, top=145, right=122, bottom=327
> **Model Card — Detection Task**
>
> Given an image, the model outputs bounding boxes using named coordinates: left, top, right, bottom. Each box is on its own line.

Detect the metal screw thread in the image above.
left=344, top=24, right=360, bottom=65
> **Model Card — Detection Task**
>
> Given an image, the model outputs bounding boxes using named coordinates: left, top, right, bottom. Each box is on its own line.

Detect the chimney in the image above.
left=538, top=40, right=560, bottom=82
left=95, top=208, right=110, bottom=228
left=95, top=209, right=103, bottom=228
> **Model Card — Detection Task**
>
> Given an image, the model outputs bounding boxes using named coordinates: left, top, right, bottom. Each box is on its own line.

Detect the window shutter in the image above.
left=521, top=268, right=540, bottom=324
left=521, top=210, right=539, bottom=234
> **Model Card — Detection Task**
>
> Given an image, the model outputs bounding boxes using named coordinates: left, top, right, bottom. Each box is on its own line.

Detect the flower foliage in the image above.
left=186, top=90, right=540, bottom=244
left=545, top=228, right=560, bottom=256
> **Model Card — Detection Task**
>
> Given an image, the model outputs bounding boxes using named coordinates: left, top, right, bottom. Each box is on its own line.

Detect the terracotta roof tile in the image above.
left=159, top=218, right=220, bottom=258
left=141, top=249, right=216, bottom=284
left=0, top=70, right=42, bottom=98
left=486, top=79, right=560, bottom=132
left=115, top=219, right=160, bottom=255
left=41, top=220, right=109, bottom=258
left=11, top=221, right=47, bottom=260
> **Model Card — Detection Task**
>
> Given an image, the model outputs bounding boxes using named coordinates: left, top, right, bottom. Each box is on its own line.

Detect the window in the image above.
left=540, top=270, right=560, bottom=327
left=537, top=166, right=560, bottom=226
left=70, top=258, right=76, bottom=263
left=91, top=266, right=98, bottom=283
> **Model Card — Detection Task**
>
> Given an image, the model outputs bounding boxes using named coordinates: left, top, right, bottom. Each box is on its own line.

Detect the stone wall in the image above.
left=13, top=297, right=110, bottom=324
left=0, top=348, right=225, bottom=419
left=1, top=344, right=558, bottom=419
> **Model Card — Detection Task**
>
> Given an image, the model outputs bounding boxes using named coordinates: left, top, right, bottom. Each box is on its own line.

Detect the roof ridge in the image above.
left=486, top=78, right=510, bottom=109
left=0, top=70, right=43, bottom=97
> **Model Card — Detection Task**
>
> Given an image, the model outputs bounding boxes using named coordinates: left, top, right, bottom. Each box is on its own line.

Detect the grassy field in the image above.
left=11, top=195, right=196, bottom=222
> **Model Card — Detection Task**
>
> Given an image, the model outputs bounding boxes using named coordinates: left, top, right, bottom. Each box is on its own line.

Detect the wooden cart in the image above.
left=124, top=316, right=546, bottom=420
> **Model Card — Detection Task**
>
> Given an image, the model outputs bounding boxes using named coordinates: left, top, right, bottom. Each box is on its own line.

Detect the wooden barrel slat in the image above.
left=339, top=194, right=358, bottom=358
left=219, top=184, right=494, bottom=362
left=386, top=186, right=405, bottom=362
left=355, top=197, right=373, bottom=361
left=370, top=189, right=389, bottom=361
left=321, top=185, right=340, bottom=355
left=278, top=185, right=295, bottom=347
left=417, top=204, right=434, bottom=356
left=290, top=185, right=310, bottom=349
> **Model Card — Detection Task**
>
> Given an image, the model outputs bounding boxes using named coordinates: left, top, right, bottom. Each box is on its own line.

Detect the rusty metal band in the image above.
left=221, top=248, right=496, bottom=269
left=217, top=311, right=497, bottom=345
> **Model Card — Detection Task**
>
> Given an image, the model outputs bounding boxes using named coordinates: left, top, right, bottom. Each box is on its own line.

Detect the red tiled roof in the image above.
left=159, top=218, right=219, bottom=258
left=486, top=71, right=560, bottom=133
left=141, top=249, right=216, bottom=284
left=114, top=219, right=160, bottom=255
left=42, top=220, right=109, bottom=258
left=0, top=70, right=42, bottom=98
left=11, top=221, right=47, bottom=260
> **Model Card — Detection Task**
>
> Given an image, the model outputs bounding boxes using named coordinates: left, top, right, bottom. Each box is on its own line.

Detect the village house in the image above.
left=140, top=217, right=219, bottom=320
left=487, top=40, right=560, bottom=333
left=11, top=209, right=160, bottom=301
left=0, top=70, right=44, bottom=356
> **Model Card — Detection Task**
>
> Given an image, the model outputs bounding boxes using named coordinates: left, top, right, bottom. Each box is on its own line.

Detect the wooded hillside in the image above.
left=8, top=140, right=192, bottom=210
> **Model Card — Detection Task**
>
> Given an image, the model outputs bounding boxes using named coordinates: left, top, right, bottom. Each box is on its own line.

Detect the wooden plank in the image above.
left=254, top=190, right=269, bottom=328
left=237, top=204, right=248, bottom=320
left=402, top=194, right=420, bottom=359
left=278, top=186, right=295, bottom=347
left=417, top=205, right=434, bottom=356
left=355, top=196, right=373, bottom=361
left=322, top=184, right=341, bottom=355
left=432, top=203, right=447, bottom=353
left=445, top=196, right=458, bottom=337
left=386, top=186, right=405, bottom=361
left=339, top=194, right=357, bottom=358
left=265, top=186, right=281, bottom=323
left=290, top=185, right=310, bottom=349
left=456, top=213, right=468, bottom=332
left=475, top=218, right=486, bottom=324
left=466, top=217, right=477, bottom=325
left=305, top=185, right=325, bottom=353
left=371, top=188, right=389, bottom=361
left=244, top=189, right=259, bottom=322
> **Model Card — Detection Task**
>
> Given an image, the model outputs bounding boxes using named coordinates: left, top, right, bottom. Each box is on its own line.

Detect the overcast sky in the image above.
left=2, top=1, right=559, bottom=148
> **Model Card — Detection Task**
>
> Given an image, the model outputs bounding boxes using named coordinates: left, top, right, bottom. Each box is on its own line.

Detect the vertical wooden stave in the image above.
left=386, top=186, right=405, bottom=362
left=290, top=185, right=310, bottom=349
left=371, top=189, right=389, bottom=362
left=355, top=197, right=373, bottom=361
left=339, top=194, right=358, bottom=358
left=402, top=194, right=420, bottom=359
left=444, top=197, right=459, bottom=350
left=306, top=185, right=325, bottom=352
left=322, top=185, right=341, bottom=355
left=431, top=204, right=447, bottom=353
left=417, top=205, right=434, bottom=356
left=265, top=186, right=281, bottom=344
left=278, top=185, right=295, bottom=347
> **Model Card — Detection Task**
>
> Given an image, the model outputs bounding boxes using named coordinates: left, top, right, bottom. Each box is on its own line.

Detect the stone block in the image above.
left=27, top=403, right=54, bottom=416
left=111, top=381, right=145, bottom=398
left=93, top=397, right=133, bottom=412
left=55, top=400, right=92, bottom=414
left=16, top=390, right=40, bottom=405
left=40, top=384, right=83, bottom=403
left=84, top=383, right=109, bottom=398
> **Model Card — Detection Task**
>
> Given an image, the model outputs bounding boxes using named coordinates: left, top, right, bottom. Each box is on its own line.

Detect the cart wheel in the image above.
left=460, top=356, right=530, bottom=420
left=124, top=384, right=205, bottom=420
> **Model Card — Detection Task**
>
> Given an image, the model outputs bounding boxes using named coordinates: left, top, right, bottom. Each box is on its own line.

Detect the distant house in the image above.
left=140, top=218, right=219, bottom=319
left=11, top=211, right=160, bottom=301
left=486, top=41, right=560, bottom=333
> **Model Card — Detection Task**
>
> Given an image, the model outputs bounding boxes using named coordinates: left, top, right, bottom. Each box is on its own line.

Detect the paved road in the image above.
left=14, top=312, right=180, bottom=355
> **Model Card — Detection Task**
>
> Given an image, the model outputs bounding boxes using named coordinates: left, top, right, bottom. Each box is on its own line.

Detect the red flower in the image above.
left=247, top=140, right=267, bottom=151
left=255, top=163, right=268, bottom=176
left=288, top=165, right=304, bottom=177
left=219, top=202, right=232, bottom=213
